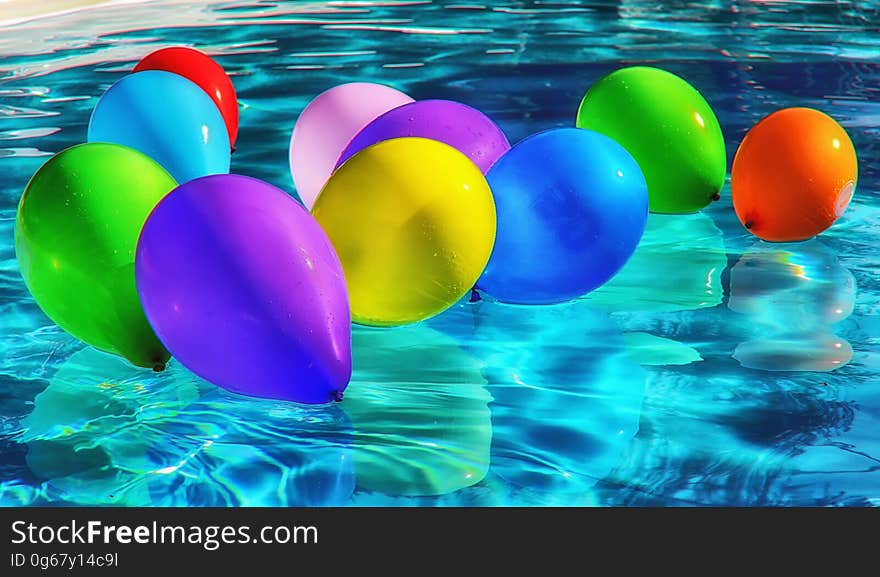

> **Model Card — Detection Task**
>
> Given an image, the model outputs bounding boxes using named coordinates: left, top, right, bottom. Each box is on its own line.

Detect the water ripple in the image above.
left=0, top=147, right=53, bottom=158
left=0, top=127, right=61, bottom=140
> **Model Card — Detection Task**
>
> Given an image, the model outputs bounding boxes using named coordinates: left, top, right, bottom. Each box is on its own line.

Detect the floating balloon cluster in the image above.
left=16, top=47, right=350, bottom=404
left=15, top=48, right=860, bottom=405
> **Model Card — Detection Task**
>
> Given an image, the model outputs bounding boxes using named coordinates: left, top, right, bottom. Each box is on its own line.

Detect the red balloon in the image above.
left=133, top=46, right=239, bottom=150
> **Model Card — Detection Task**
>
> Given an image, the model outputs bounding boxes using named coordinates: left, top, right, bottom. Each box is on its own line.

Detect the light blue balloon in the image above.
left=88, top=70, right=230, bottom=183
left=477, top=127, right=649, bottom=304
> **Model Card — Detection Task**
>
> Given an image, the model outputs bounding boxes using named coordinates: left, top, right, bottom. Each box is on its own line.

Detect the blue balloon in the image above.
left=88, top=70, right=230, bottom=183
left=477, top=127, right=649, bottom=304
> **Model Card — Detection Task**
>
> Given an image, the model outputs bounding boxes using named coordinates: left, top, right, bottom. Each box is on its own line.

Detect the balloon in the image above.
left=88, top=70, right=230, bottom=183
left=336, top=99, right=510, bottom=173
left=133, top=46, right=239, bottom=150
left=342, top=325, right=492, bottom=497
left=586, top=213, right=727, bottom=313
left=477, top=128, right=648, bottom=305
left=731, top=107, right=858, bottom=242
left=290, top=82, right=413, bottom=209
left=15, top=143, right=173, bottom=369
left=576, top=66, right=726, bottom=213
left=313, top=137, right=496, bottom=326
left=135, top=174, right=351, bottom=404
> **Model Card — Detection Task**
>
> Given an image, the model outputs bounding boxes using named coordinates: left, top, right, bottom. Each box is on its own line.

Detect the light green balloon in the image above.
left=342, top=325, right=492, bottom=497
left=15, top=143, right=176, bottom=369
left=576, top=66, right=726, bottom=213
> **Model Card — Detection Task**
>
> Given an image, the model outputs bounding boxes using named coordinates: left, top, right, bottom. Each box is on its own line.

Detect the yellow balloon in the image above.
left=312, top=137, right=496, bottom=326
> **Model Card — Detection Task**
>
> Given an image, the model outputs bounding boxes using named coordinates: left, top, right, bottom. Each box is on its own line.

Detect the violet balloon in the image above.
left=336, top=100, right=510, bottom=173
left=135, top=174, right=351, bottom=404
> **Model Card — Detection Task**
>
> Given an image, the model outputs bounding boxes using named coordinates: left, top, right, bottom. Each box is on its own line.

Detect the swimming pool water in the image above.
left=1, top=0, right=879, bottom=506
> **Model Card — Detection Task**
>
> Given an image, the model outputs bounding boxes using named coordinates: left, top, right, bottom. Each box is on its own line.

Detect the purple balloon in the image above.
left=336, top=99, right=510, bottom=173
left=135, top=174, right=352, bottom=404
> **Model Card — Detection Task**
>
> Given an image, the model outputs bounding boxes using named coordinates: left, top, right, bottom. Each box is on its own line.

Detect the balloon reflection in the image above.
left=21, top=347, right=198, bottom=505
left=342, top=325, right=492, bottom=497
left=623, top=332, right=703, bottom=366
left=587, top=212, right=726, bottom=313
left=733, top=336, right=852, bottom=372
left=22, top=348, right=354, bottom=506
left=436, top=300, right=646, bottom=500
left=728, top=239, right=856, bottom=372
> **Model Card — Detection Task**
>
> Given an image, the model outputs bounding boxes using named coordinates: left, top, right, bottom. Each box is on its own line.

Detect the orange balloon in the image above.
left=732, top=107, right=857, bottom=242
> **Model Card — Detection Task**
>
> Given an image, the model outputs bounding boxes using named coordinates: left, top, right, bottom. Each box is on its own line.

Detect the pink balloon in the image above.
left=289, top=82, right=413, bottom=210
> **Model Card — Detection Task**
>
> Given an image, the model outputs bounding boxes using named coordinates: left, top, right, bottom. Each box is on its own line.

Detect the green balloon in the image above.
left=15, top=143, right=175, bottom=369
left=576, top=66, right=726, bottom=213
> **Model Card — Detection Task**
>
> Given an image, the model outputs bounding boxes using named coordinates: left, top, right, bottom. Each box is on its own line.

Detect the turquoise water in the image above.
left=1, top=0, right=879, bottom=506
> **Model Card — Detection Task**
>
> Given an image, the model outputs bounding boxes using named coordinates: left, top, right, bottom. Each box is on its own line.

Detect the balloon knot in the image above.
left=152, top=362, right=166, bottom=373
left=744, top=220, right=754, bottom=230
left=332, top=390, right=344, bottom=402
left=230, top=145, right=237, bottom=154
left=712, top=192, right=721, bottom=201
left=469, top=288, right=482, bottom=303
